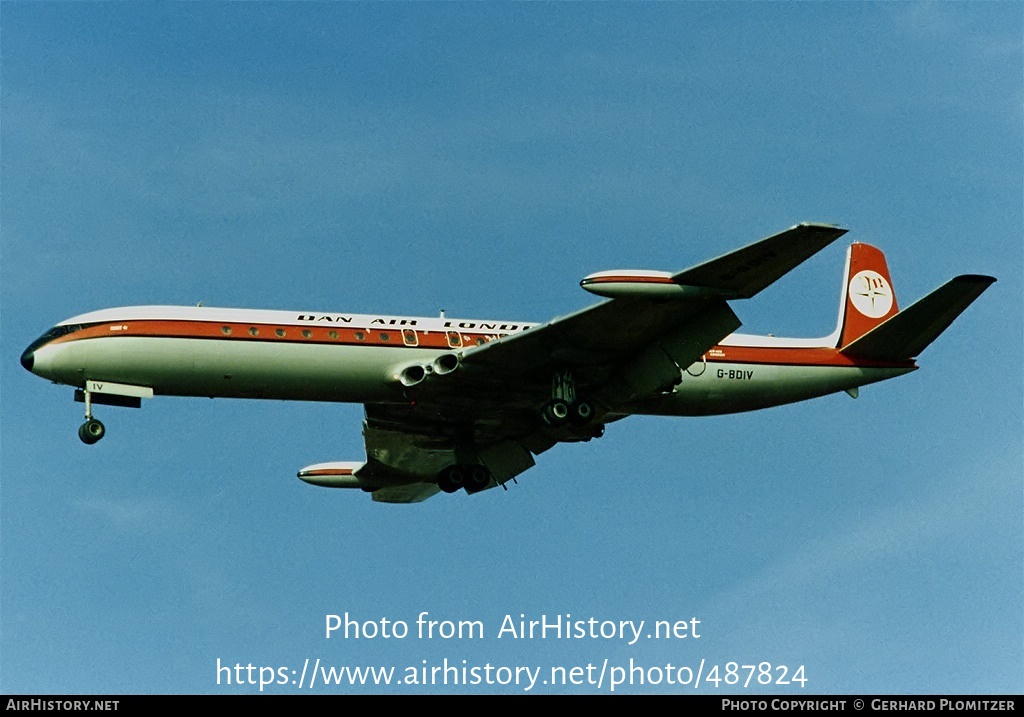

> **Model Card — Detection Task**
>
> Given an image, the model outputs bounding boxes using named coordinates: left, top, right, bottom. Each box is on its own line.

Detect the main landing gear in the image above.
left=541, top=371, right=596, bottom=428
left=541, top=397, right=593, bottom=426
left=434, top=371, right=604, bottom=497
left=436, top=464, right=492, bottom=494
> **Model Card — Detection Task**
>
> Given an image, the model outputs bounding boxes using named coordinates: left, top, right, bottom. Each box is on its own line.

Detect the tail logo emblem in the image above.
left=848, top=270, right=893, bottom=318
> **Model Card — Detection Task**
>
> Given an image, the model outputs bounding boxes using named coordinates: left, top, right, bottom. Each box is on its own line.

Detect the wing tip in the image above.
left=952, top=274, right=997, bottom=286
left=793, top=221, right=848, bottom=237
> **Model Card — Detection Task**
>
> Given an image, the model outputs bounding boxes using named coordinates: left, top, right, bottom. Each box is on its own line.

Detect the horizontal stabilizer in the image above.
left=840, top=275, right=995, bottom=361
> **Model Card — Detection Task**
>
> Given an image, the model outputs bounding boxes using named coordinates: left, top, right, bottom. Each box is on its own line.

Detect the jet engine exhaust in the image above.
left=432, top=353, right=460, bottom=375
left=398, top=364, right=427, bottom=387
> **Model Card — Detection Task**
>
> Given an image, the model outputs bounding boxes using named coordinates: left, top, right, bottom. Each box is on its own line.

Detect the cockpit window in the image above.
left=46, top=324, right=80, bottom=340
left=24, top=323, right=87, bottom=354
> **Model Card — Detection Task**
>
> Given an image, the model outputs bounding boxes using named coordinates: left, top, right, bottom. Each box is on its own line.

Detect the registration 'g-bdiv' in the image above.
left=21, top=224, right=994, bottom=503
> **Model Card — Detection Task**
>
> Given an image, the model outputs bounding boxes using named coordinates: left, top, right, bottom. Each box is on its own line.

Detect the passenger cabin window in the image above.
left=446, top=331, right=463, bottom=348
left=402, top=329, right=418, bottom=346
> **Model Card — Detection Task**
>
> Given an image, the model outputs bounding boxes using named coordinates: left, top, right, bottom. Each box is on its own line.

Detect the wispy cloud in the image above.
left=709, top=447, right=1021, bottom=639
left=72, top=496, right=178, bottom=532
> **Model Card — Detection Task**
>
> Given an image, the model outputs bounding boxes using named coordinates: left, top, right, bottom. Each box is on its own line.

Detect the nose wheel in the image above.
left=78, top=418, right=105, bottom=445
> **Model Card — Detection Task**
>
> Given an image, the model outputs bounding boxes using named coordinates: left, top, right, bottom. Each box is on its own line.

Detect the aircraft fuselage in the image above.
left=22, top=305, right=915, bottom=414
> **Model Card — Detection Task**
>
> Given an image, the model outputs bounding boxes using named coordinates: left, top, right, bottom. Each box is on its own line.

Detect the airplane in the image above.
left=20, top=223, right=995, bottom=503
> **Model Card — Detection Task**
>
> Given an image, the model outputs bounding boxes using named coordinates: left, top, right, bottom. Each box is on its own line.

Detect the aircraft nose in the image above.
left=20, top=346, right=34, bottom=372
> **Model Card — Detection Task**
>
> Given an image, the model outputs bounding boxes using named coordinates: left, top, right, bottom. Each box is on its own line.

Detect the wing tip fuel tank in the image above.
left=297, top=461, right=364, bottom=488
left=579, top=270, right=726, bottom=299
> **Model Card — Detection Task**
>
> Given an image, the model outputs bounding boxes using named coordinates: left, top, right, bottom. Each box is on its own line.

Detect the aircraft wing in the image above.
left=668, top=221, right=850, bottom=298
left=453, top=222, right=847, bottom=403
left=357, top=223, right=847, bottom=502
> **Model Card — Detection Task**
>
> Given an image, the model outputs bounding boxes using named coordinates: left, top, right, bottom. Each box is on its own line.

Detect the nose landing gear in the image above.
left=78, top=387, right=105, bottom=444
left=71, top=381, right=152, bottom=445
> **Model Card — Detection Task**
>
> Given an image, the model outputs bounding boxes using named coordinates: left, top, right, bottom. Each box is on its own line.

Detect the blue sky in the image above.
left=2, top=3, right=1020, bottom=694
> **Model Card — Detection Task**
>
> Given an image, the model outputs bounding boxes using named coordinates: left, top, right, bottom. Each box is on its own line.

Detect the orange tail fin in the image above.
left=835, top=243, right=900, bottom=348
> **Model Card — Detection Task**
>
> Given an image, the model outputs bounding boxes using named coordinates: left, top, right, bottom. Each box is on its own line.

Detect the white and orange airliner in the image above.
left=21, top=224, right=994, bottom=503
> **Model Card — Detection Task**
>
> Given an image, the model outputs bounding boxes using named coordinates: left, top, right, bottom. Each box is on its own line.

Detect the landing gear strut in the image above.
left=78, top=387, right=105, bottom=445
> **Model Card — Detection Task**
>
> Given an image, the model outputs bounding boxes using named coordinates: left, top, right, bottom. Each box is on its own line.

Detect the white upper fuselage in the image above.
left=26, top=305, right=534, bottom=403
left=56, top=305, right=540, bottom=334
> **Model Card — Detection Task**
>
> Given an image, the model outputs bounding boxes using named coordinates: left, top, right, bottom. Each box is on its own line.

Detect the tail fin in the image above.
left=833, top=242, right=900, bottom=347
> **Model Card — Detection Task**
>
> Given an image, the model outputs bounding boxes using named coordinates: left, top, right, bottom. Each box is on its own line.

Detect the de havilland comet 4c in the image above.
left=21, top=224, right=994, bottom=503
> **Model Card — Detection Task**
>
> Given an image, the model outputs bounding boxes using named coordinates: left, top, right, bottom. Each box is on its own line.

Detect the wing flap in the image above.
left=360, top=422, right=455, bottom=480
left=608, top=299, right=741, bottom=403
left=353, top=405, right=545, bottom=501
left=371, top=483, right=441, bottom=504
